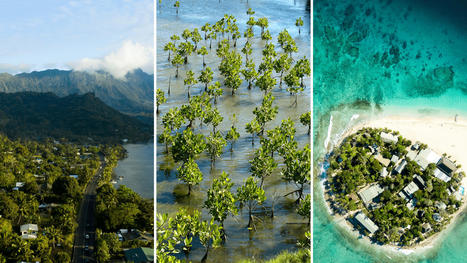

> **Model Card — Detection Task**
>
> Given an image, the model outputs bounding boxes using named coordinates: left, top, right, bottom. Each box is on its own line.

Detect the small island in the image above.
left=325, top=127, right=465, bottom=247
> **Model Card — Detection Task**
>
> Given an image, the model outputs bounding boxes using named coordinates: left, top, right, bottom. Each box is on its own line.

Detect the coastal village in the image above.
left=325, top=127, right=465, bottom=246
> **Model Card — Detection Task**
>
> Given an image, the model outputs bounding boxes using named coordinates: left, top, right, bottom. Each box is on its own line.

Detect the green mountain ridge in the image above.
left=0, top=69, right=153, bottom=115
left=0, top=91, right=152, bottom=143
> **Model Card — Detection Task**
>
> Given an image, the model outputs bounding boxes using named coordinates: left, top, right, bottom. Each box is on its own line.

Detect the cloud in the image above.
left=71, top=40, right=153, bottom=78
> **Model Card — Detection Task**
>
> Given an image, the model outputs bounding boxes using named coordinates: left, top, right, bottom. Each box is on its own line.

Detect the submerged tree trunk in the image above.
left=168, top=76, right=171, bottom=95
left=221, top=222, right=226, bottom=243
left=247, top=207, right=253, bottom=228
left=279, top=72, right=284, bottom=88
left=201, top=246, right=210, bottom=263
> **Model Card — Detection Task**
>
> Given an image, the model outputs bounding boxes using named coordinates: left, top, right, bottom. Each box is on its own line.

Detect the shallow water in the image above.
left=314, top=0, right=467, bottom=262
left=114, top=143, right=154, bottom=199
left=156, top=0, right=310, bottom=262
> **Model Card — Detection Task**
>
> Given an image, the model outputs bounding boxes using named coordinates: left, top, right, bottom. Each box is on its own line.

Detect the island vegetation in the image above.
left=325, top=127, right=465, bottom=247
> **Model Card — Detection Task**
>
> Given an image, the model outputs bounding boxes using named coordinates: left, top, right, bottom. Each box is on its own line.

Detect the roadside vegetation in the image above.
left=0, top=135, right=103, bottom=261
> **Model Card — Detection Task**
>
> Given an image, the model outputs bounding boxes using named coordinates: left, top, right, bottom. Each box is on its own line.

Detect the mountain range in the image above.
left=0, top=69, right=153, bottom=116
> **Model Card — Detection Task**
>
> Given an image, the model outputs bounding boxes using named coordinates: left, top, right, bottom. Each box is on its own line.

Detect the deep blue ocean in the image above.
left=313, top=0, right=467, bottom=262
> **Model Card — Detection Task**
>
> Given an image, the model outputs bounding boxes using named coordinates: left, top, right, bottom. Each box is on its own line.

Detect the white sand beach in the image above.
left=326, top=114, right=467, bottom=254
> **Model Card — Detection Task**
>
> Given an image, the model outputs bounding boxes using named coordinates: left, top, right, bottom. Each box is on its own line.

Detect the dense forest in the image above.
left=0, top=92, right=152, bottom=144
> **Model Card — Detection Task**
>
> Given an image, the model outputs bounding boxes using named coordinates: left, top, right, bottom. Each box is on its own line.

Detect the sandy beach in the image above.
left=325, top=114, right=467, bottom=255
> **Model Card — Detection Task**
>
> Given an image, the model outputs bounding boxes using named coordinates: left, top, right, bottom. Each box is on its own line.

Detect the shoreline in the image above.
left=321, top=114, right=467, bottom=256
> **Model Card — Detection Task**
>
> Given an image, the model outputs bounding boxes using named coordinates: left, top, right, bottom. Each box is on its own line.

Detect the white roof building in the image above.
left=358, top=184, right=384, bottom=205
left=380, top=167, right=388, bottom=178
left=20, top=224, right=38, bottom=239
left=433, top=168, right=451, bottom=183
left=414, top=148, right=441, bottom=171
left=354, top=212, right=379, bottom=234
left=395, top=160, right=407, bottom=174
left=403, top=181, right=419, bottom=197
left=391, top=155, right=400, bottom=163
left=381, top=132, right=398, bottom=144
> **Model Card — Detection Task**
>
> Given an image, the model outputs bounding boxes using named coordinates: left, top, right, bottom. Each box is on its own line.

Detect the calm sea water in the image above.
left=114, top=143, right=154, bottom=199
left=314, top=0, right=467, bottom=262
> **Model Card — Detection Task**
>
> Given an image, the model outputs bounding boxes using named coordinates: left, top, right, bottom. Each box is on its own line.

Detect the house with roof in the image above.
left=404, top=182, right=419, bottom=197
left=406, top=199, right=416, bottom=210
left=358, top=184, right=384, bottom=206
left=437, top=157, right=457, bottom=176
left=394, top=160, right=407, bottom=174
left=375, top=154, right=390, bottom=167
left=422, top=223, right=432, bottom=233
left=435, top=201, right=447, bottom=211
left=391, top=155, right=399, bottom=164
left=20, top=224, right=38, bottom=239
left=414, top=148, right=441, bottom=171
left=380, top=167, right=388, bottom=178
left=413, top=175, right=426, bottom=189
left=433, top=168, right=451, bottom=183
left=380, top=132, right=398, bottom=144
left=124, top=247, right=154, bottom=263
left=399, top=181, right=419, bottom=202
left=433, top=213, right=442, bottom=222
left=354, top=212, right=379, bottom=234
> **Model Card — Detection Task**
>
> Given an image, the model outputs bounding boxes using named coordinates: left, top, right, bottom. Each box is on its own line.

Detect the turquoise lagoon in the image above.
left=313, top=0, right=467, bottom=262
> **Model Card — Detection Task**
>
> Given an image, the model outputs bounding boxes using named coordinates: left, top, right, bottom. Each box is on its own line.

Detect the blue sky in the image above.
left=0, top=0, right=153, bottom=75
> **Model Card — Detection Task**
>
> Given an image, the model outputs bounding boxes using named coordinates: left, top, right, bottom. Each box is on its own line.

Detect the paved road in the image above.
left=72, top=154, right=106, bottom=263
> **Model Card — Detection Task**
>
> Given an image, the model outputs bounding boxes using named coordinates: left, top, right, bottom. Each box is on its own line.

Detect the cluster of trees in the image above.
left=157, top=7, right=311, bottom=262
left=328, top=127, right=465, bottom=246
left=93, top=144, right=153, bottom=261
left=162, top=9, right=310, bottom=103
left=0, top=135, right=101, bottom=262
left=94, top=184, right=153, bottom=261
